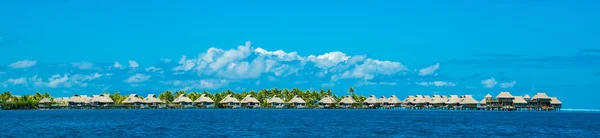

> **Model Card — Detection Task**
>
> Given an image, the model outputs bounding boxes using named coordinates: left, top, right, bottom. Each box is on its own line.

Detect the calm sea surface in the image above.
left=1, top=109, right=599, bottom=138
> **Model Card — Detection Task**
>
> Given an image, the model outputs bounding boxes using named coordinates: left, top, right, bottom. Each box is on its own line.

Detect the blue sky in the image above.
left=1, top=1, right=599, bottom=108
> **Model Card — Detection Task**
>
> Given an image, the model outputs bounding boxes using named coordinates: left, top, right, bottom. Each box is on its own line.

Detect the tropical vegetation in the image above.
left=1, top=87, right=367, bottom=109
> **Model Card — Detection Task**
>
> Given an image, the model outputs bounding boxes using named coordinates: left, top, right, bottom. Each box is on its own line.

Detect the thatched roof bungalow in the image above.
left=122, top=94, right=144, bottom=106
left=91, top=93, right=113, bottom=106
left=39, top=97, right=52, bottom=104
left=241, top=94, right=261, bottom=108
left=513, top=96, right=528, bottom=108
left=220, top=94, right=240, bottom=108
left=387, top=95, right=402, bottom=107
left=378, top=96, right=387, bottom=105
left=287, top=95, right=306, bottom=108
left=363, top=95, right=379, bottom=108
left=429, top=95, right=444, bottom=107
left=339, top=96, right=356, bottom=108
left=68, top=94, right=90, bottom=106
left=445, top=95, right=460, bottom=107
left=531, top=92, right=552, bottom=109
left=194, top=94, right=215, bottom=108
left=550, top=97, right=562, bottom=109
left=459, top=95, right=479, bottom=108
left=496, top=92, right=515, bottom=108
left=144, top=94, right=164, bottom=106
left=318, top=95, right=336, bottom=108
left=266, top=96, right=285, bottom=108
left=172, top=94, right=193, bottom=106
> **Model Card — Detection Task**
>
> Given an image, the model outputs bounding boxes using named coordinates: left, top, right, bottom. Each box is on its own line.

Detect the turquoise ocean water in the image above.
left=1, top=109, right=599, bottom=137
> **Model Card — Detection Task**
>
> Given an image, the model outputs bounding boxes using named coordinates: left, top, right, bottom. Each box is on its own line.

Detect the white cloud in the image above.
left=254, top=48, right=302, bottom=61
left=160, top=58, right=172, bottom=63
left=128, top=60, right=139, bottom=69
left=163, top=79, right=229, bottom=90
left=145, top=66, right=163, bottom=73
left=71, top=61, right=95, bottom=70
left=416, top=81, right=456, bottom=87
left=481, top=78, right=498, bottom=88
left=307, top=51, right=350, bottom=69
left=5, top=77, right=27, bottom=85
left=173, top=56, right=196, bottom=71
left=333, top=59, right=407, bottom=81
left=500, top=81, right=516, bottom=88
left=111, top=62, right=124, bottom=70
left=418, top=63, right=440, bottom=76
left=124, top=73, right=151, bottom=83
left=9, top=60, right=37, bottom=69
left=5, top=73, right=108, bottom=89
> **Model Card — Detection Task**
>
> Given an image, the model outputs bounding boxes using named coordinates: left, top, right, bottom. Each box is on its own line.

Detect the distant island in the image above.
left=0, top=87, right=562, bottom=111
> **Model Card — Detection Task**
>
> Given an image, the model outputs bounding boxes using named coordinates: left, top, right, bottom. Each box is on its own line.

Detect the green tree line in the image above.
left=1, top=87, right=367, bottom=109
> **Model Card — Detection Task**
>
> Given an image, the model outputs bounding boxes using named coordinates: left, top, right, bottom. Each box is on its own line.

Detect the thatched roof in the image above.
left=54, top=97, right=68, bottom=103
left=430, top=95, right=444, bottom=104
left=445, top=95, right=460, bottom=104
left=194, top=94, right=214, bottom=103
left=550, top=97, right=562, bottom=104
left=459, top=95, right=479, bottom=104
left=144, top=94, right=164, bottom=104
left=387, top=95, right=401, bottom=104
left=241, top=94, right=260, bottom=104
left=267, top=96, right=285, bottom=104
left=513, top=96, right=528, bottom=104
left=403, top=95, right=414, bottom=104
left=39, top=97, right=52, bottom=103
left=523, top=94, right=531, bottom=99
left=378, top=96, right=387, bottom=104
left=339, top=96, right=356, bottom=104
left=484, top=94, right=492, bottom=98
left=479, top=99, right=486, bottom=104
left=531, top=93, right=551, bottom=100
left=363, top=95, right=379, bottom=104
left=496, top=92, right=514, bottom=99
left=69, top=94, right=89, bottom=104
left=123, top=94, right=144, bottom=104
left=173, top=94, right=193, bottom=103
left=288, top=95, right=306, bottom=104
left=414, top=95, right=427, bottom=104
left=91, top=94, right=113, bottom=103
left=318, top=96, right=336, bottom=104
left=220, top=94, right=240, bottom=103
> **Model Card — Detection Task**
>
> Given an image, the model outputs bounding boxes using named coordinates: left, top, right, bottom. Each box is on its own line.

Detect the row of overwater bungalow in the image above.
left=38, top=92, right=563, bottom=111
left=39, top=93, right=310, bottom=109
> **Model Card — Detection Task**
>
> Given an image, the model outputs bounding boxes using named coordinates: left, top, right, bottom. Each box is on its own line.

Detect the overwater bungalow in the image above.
left=445, top=95, right=460, bottom=109
left=266, top=96, right=285, bottom=108
left=531, top=92, right=552, bottom=111
left=173, top=94, right=194, bottom=107
left=241, top=94, right=261, bottom=108
left=287, top=95, right=306, bottom=108
left=387, top=95, right=402, bottom=108
left=550, top=97, right=562, bottom=110
left=513, top=96, right=528, bottom=110
left=38, top=97, right=52, bottom=108
left=378, top=96, right=387, bottom=107
left=363, top=95, right=379, bottom=108
left=339, top=96, right=356, bottom=108
left=459, top=95, right=478, bottom=109
left=68, top=94, right=89, bottom=106
left=90, top=93, right=113, bottom=106
left=194, top=94, right=215, bottom=108
left=478, top=98, right=487, bottom=109
left=143, top=94, right=165, bottom=107
left=220, top=94, right=240, bottom=108
left=413, top=95, right=429, bottom=109
left=123, top=94, right=144, bottom=106
left=523, top=94, right=531, bottom=102
left=496, top=92, right=515, bottom=110
left=55, top=97, right=69, bottom=104
left=402, top=95, right=415, bottom=108
left=318, top=96, right=336, bottom=108
left=429, top=95, right=445, bottom=108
